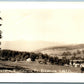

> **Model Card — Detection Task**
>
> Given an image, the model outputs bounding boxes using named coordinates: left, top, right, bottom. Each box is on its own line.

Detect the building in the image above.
left=70, top=60, right=84, bottom=67
left=26, top=58, right=31, bottom=62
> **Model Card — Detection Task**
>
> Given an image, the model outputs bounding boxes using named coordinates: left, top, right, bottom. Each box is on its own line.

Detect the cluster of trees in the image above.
left=62, top=49, right=84, bottom=56
left=0, top=50, right=51, bottom=62
left=49, top=56, right=70, bottom=66
left=61, top=49, right=84, bottom=60
left=70, top=56, right=84, bottom=60
left=62, top=51, right=72, bottom=56
left=0, top=49, right=70, bottom=66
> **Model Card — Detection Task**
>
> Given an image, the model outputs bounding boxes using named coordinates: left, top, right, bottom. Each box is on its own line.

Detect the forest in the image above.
left=0, top=49, right=70, bottom=66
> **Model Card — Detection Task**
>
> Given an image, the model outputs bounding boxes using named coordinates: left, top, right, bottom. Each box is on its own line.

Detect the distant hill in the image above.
left=2, top=40, right=84, bottom=56
left=1, top=40, right=65, bottom=52
left=39, top=44, right=84, bottom=51
left=37, top=44, right=84, bottom=56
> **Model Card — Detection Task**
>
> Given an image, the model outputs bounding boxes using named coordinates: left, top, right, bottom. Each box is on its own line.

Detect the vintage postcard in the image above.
left=0, top=1, right=84, bottom=82
left=0, top=0, right=84, bottom=82
left=0, top=1, right=84, bottom=73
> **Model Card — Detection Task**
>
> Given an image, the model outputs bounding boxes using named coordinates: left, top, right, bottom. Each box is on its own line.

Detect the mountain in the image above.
left=1, top=40, right=66, bottom=52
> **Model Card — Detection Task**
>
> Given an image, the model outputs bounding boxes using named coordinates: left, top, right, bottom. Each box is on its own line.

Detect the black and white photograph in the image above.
left=1, top=2, right=84, bottom=73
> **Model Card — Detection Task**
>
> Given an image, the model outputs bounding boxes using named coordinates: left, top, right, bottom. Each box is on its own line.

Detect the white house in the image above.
left=70, top=60, right=84, bottom=67
left=73, top=63, right=80, bottom=67
left=26, top=58, right=31, bottom=62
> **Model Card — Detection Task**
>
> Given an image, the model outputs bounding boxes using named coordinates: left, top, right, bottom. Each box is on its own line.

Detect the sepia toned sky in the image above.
left=1, top=2, right=84, bottom=50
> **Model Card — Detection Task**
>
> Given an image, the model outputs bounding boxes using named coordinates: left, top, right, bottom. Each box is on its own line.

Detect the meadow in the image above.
left=0, top=61, right=81, bottom=73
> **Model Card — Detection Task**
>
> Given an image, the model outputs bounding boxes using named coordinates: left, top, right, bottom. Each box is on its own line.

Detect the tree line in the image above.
left=62, top=49, right=84, bottom=56
left=0, top=49, right=70, bottom=66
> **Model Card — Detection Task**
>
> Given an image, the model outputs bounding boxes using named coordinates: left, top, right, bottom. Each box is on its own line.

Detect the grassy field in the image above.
left=0, top=61, right=81, bottom=73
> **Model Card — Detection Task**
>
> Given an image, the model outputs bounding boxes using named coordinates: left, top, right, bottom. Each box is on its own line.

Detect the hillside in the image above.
left=39, top=44, right=84, bottom=50
left=37, top=44, right=84, bottom=56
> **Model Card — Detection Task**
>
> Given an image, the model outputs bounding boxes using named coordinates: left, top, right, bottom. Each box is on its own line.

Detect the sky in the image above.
left=1, top=2, right=84, bottom=50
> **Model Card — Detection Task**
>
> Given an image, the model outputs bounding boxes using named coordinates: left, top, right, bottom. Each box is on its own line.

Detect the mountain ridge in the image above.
left=1, top=40, right=66, bottom=51
left=1, top=40, right=84, bottom=52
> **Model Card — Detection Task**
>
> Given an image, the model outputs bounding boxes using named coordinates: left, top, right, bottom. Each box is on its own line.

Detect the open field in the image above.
left=0, top=61, right=81, bottom=73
